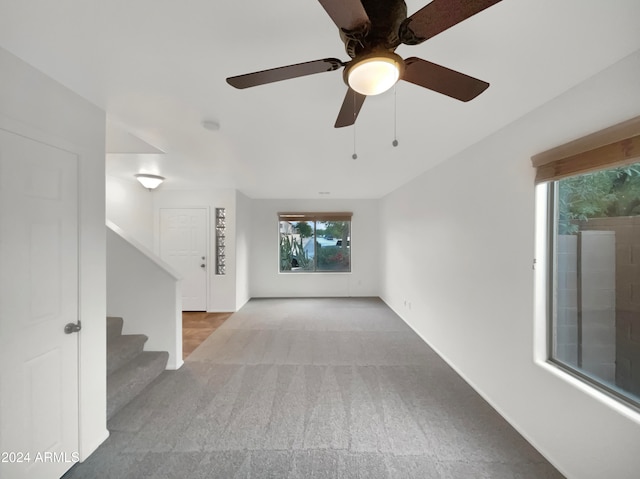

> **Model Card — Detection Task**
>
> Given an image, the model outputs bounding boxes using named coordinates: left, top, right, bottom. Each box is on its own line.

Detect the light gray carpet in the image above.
left=64, top=297, right=563, bottom=478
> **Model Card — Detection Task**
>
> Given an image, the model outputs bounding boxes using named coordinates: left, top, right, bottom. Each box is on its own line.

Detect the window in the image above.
left=533, top=116, right=640, bottom=409
left=279, top=213, right=351, bottom=273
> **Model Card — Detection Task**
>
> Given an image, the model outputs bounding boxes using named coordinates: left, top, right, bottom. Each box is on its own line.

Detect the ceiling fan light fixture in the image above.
left=135, top=173, right=165, bottom=190
left=345, top=52, right=404, bottom=96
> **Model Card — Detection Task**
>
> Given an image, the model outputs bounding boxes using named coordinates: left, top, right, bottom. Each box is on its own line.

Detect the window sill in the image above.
left=535, top=358, right=640, bottom=424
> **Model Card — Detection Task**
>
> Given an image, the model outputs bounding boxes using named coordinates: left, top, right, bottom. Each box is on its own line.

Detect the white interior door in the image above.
left=159, top=208, right=208, bottom=311
left=0, top=129, right=80, bottom=478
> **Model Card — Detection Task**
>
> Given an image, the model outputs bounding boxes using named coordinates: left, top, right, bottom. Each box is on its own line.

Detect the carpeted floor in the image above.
left=63, top=297, right=564, bottom=478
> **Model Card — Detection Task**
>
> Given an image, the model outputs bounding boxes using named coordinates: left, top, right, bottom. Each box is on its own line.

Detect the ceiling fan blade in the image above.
left=318, top=0, right=370, bottom=32
left=335, top=88, right=366, bottom=128
left=402, top=57, right=489, bottom=102
left=227, top=58, right=344, bottom=89
left=401, top=0, right=502, bottom=45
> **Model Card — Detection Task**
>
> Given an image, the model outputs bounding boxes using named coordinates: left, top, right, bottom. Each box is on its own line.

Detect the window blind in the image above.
left=278, top=212, right=352, bottom=222
left=532, top=116, right=640, bottom=184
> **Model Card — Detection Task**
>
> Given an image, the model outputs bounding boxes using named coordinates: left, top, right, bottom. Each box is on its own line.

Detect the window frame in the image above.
left=534, top=116, right=640, bottom=412
left=546, top=181, right=640, bottom=412
left=278, top=212, right=352, bottom=274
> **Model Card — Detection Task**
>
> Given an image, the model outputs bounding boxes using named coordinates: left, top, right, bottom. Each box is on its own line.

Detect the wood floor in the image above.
left=182, top=311, right=232, bottom=359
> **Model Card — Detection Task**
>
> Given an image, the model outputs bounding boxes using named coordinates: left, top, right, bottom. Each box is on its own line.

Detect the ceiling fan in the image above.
left=226, top=0, right=502, bottom=128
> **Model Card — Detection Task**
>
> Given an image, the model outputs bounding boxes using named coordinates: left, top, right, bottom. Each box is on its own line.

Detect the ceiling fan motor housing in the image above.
left=340, top=0, right=408, bottom=58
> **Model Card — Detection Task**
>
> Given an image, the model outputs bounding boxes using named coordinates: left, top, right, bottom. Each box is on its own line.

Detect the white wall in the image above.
left=106, top=175, right=154, bottom=249
left=0, top=48, right=108, bottom=460
left=107, top=225, right=182, bottom=369
left=154, top=188, right=237, bottom=312
left=235, top=190, right=252, bottom=309
left=250, top=199, right=380, bottom=297
left=380, top=50, right=640, bottom=479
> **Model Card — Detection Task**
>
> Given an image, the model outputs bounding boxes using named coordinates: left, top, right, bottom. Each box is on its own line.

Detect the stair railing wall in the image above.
left=106, top=221, right=183, bottom=369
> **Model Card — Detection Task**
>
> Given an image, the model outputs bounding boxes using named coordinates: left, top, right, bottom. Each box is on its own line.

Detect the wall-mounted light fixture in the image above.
left=135, top=173, right=165, bottom=190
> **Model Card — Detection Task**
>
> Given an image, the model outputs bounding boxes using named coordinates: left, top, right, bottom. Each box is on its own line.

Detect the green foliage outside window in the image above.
left=295, top=221, right=313, bottom=238
left=558, top=163, right=640, bottom=234
left=316, top=246, right=350, bottom=270
left=279, top=234, right=310, bottom=271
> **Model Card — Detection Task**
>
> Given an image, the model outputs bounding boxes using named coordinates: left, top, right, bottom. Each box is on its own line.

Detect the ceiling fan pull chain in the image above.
left=352, top=123, right=358, bottom=160
left=392, top=85, right=399, bottom=147
left=352, top=90, right=358, bottom=160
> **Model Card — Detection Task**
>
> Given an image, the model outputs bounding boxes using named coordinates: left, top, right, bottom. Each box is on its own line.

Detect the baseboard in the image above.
left=167, top=357, right=184, bottom=370
left=79, top=428, right=109, bottom=462
left=379, top=295, right=569, bottom=479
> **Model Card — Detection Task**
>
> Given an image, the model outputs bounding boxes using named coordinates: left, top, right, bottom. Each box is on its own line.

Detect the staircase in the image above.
left=107, top=316, right=169, bottom=420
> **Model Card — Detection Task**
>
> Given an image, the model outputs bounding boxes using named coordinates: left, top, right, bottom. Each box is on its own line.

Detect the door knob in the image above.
left=200, top=263, right=206, bottom=268
left=64, top=321, right=82, bottom=334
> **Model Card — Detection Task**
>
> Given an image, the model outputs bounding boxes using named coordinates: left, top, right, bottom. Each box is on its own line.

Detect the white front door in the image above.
left=159, top=208, right=208, bottom=311
left=0, top=129, right=80, bottom=478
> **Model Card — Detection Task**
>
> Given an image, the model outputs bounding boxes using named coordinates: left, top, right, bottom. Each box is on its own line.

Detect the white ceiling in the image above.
left=1, top=0, right=639, bottom=199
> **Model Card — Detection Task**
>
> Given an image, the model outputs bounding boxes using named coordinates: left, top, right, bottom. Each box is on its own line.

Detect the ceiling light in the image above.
left=135, top=173, right=165, bottom=190
left=344, top=52, right=404, bottom=96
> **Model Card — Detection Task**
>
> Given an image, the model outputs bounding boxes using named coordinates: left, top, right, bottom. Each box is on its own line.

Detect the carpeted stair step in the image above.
left=107, top=334, right=148, bottom=375
left=107, top=351, right=168, bottom=420
left=107, top=316, right=124, bottom=341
